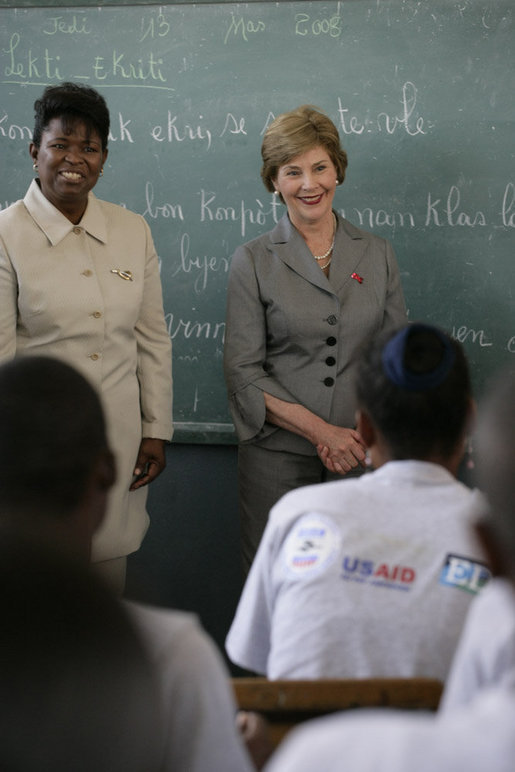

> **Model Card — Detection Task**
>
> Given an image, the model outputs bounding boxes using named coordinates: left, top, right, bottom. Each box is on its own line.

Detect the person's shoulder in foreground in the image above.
left=0, top=535, right=164, bottom=772
left=127, top=602, right=254, bottom=772
left=0, top=354, right=251, bottom=772
left=440, top=576, right=515, bottom=711
left=264, top=675, right=515, bottom=772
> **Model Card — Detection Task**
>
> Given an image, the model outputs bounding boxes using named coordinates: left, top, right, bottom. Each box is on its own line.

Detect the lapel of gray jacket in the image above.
left=330, top=216, right=368, bottom=295
left=267, top=212, right=368, bottom=297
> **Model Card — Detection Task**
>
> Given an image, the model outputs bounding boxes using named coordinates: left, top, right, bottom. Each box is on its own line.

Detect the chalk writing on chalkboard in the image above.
left=0, top=1, right=513, bottom=442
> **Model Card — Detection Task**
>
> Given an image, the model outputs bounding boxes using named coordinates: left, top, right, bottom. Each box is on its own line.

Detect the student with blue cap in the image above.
left=265, top=366, right=515, bottom=772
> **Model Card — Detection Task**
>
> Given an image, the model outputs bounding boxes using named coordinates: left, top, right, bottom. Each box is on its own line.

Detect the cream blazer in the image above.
left=224, top=212, right=407, bottom=455
left=0, top=180, right=173, bottom=561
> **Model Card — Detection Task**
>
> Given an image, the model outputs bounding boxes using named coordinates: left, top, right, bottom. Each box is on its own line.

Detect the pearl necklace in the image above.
left=312, top=213, right=336, bottom=261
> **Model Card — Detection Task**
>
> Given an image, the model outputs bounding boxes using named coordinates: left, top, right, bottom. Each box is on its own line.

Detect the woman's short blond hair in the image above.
left=260, top=105, right=348, bottom=193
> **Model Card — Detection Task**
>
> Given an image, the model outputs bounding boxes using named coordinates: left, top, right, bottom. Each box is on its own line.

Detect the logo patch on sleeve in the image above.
left=283, top=513, right=340, bottom=577
left=440, top=554, right=491, bottom=595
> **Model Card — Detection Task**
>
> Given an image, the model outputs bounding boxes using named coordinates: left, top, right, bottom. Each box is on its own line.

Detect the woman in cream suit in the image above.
left=224, top=105, right=407, bottom=572
left=0, top=83, right=172, bottom=592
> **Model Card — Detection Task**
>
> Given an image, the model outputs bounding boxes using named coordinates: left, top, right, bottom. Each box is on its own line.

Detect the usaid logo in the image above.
left=341, top=556, right=416, bottom=592
left=440, top=554, right=491, bottom=595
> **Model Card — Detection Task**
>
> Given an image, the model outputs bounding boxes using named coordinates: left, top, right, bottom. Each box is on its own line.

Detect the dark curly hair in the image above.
left=356, top=323, right=472, bottom=460
left=32, top=82, right=110, bottom=150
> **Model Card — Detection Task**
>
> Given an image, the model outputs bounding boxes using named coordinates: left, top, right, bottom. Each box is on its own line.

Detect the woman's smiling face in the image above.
left=30, top=116, right=108, bottom=221
left=273, top=145, right=338, bottom=229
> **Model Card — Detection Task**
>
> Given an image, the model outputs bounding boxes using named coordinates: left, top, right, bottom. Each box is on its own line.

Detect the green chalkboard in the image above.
left=1, top=1, right=514, bottom=442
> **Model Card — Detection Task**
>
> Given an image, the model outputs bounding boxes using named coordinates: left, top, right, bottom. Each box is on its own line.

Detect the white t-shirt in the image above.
left=226, top=461, right=489, bottom=680
left=264, top=676, right=515, bottom=772
left=126, top=602, right=253, bottom=772
left=440, top=577, right=515, bottom=711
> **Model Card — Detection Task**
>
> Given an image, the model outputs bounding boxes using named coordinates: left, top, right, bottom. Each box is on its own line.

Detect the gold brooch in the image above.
left=110, top=269, right=133, bottom=281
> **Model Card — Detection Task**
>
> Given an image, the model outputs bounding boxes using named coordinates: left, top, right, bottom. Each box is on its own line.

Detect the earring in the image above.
left=335, top=179, right=340, bottom=184
left=99, top=168, right=104, bottom=177
left=33, top=162, right=38, bottom=171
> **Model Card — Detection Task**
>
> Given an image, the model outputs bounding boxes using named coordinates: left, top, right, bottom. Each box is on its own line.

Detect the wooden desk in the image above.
left=232, top=677, right=443, bottom=748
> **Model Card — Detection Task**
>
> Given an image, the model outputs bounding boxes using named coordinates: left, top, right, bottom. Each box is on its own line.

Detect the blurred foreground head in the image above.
left=475, top=369, right=515, bottom=580
left=0, top=537, right=163, bottom=772
left=0, top=356, right=115, bottom=556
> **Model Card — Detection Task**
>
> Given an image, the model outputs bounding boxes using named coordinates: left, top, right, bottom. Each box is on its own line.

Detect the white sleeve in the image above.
left=129, top=605, right=253, bottom=772
left=225, top=517, right=279, bottom=675
left=440, top=579, right=515, bottom=712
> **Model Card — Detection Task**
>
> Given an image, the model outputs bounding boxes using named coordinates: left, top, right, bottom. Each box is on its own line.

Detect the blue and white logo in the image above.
left=440, top=553, right=491, bottom=594
left=283, top=513, right=341, bottom=577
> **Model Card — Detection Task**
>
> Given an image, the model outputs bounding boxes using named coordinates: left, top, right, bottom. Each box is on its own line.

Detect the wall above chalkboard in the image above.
left=1, top=1, right=513, bottom=442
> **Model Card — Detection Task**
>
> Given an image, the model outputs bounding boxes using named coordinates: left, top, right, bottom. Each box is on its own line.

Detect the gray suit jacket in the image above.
left=224, top=212, right=407, bottom=455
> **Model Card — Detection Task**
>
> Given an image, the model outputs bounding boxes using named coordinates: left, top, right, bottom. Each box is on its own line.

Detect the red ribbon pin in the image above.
left=351, top=272, right=364, bottom=284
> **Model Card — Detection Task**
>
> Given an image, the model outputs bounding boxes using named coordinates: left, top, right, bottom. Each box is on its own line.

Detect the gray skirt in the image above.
left=238, top=443, right=351, bottom=575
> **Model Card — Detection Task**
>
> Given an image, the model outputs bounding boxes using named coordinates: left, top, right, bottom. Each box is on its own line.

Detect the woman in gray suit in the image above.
left=224, top=105, right=407, bottom=572
left=0, top=83, right=172, bottom=592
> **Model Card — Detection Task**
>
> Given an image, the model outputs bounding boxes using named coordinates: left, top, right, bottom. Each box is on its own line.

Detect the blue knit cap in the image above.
left=381, top=323, right=456, bottom=391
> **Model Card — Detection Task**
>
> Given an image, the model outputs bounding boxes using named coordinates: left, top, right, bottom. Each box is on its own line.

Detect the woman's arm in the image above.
left=264, top=393, right=366, bottom=474
left=224, top=244, right=301, bottom=442
left=133, top=219, right=173, bottom=486
left=0, top=236, right=18, bottom=362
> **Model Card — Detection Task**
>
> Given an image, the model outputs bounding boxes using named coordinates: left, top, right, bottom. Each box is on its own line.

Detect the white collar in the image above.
left=24, top=179, right=108, bottom=246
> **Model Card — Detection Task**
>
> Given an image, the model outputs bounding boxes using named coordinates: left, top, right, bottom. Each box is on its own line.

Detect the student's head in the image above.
left=0, top=356, right=115, bottom=555
left=0, top=536, right=163, bottom=772
left=475, top=370, right=515, bottom=582
left=260, top=105, right=348, bottom=199
left=32, top=82, right=110, bottom=151
left=356, top=323, right=472, bottom=465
